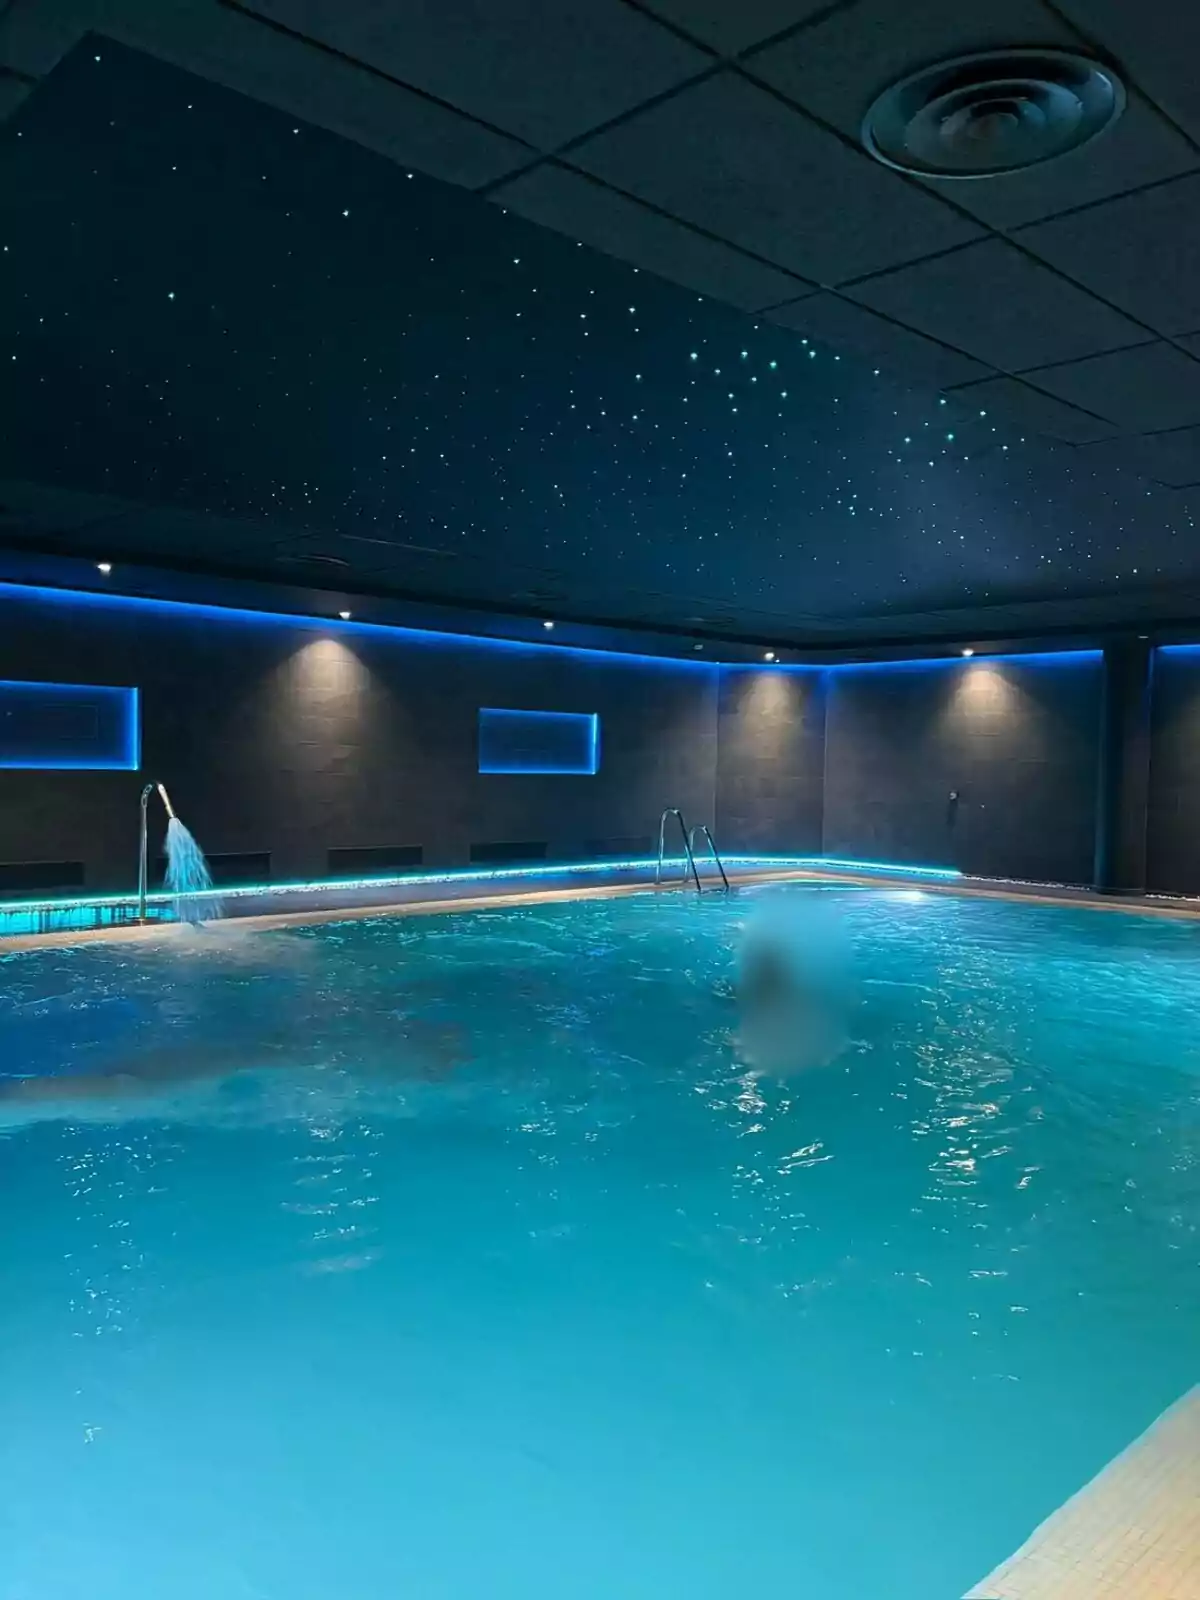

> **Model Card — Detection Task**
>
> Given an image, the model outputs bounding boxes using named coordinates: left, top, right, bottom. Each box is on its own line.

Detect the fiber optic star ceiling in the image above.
left=1, top=34, right=1198, bottom=646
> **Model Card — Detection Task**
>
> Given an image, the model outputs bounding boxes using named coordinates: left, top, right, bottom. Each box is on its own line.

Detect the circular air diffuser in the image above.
left=862, top=49, right=1125, bottom=179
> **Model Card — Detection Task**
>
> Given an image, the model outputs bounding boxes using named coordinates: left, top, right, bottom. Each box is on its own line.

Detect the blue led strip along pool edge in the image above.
left=0, top=856, right=963, bottom=921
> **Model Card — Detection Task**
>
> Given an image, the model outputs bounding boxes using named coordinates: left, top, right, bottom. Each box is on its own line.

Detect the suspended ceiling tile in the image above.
left=766, top=291, right=988, bottom=387
left=117, top=0, right=532, bottom=187
left=748, top=0, right=1198, bottom=230
left=240, top=0, right=706, bottom=150
left=946, top=376, right=1117, bottom=443
left=1055, top=0, right=1200, bottom=147
left=638, top=0, right=833, bottom=56
left=1017, top=174, right=1200, bottom=338
left=570, top=72, right=982, bottom=284
left=1129, top=428, right=1200, bottom=487
left=1023, top=342, right=1200, bottom=432
left=747, top=0, right=1079, bottom=139
left=492, top=164, right=812, bottom=311
left=843, top=239, right=1147, bottom=370
left=919, top=93, right=1199, bottom=232
left=0, top=0, right=83, bottom=78
left=1070, top=430, right=1200, bottom=488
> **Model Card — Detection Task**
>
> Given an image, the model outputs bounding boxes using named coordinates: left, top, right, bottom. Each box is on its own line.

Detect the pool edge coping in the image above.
left=4, top=865, right=1200, bottom=953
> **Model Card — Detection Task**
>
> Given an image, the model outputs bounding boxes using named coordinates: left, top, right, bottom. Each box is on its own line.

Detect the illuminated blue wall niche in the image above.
left=478, top=708, right=600, bottom=775
left=0, top=680, right=140, bottom=770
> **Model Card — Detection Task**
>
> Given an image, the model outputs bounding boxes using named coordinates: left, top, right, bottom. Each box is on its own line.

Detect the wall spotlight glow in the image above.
left=338, top=610, right=352, bottom=620
left=96, top=562, right=112, bottom=575
left=764, top=651, right=776, bottom=662
left=543, top=620, right=555, bottom=630
left=962, top=648, right=975, bottom=658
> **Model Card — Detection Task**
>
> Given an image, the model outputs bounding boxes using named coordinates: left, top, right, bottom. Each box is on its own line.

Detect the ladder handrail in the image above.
left=688, top=824, right=730, bottom=892
left=656, top=808, right=703, bottom=893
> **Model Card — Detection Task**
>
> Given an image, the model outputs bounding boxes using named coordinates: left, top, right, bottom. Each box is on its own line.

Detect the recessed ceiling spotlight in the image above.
left=96, top=561, right=112, bottom=575
left=962, top=647, right=975, bottom=658
left=338, top=610, right=352, bottom=620
left=543, top=620, right=555, bottom=630
left=863, top=50, right=1125, bottom=179
left=764, top=650, right=776, bottom=662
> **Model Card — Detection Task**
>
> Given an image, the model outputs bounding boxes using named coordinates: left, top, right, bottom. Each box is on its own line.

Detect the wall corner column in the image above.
left=1093, top=638, right=1153, bottom=895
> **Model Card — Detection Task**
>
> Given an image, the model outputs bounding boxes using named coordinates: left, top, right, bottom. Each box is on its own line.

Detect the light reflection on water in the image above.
left=0, top=887, right=1198, bottom=1600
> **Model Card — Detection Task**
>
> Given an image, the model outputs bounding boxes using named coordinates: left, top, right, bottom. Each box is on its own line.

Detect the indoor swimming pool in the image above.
left=2, top=885, right=1198, bottom=1599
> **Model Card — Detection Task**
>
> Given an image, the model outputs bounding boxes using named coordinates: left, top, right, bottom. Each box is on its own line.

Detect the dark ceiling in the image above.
left=2, top=6, right=1200, bottom=646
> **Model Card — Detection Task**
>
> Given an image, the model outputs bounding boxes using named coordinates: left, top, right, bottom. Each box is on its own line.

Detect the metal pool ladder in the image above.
left=655, top=809, right=730, bottom=893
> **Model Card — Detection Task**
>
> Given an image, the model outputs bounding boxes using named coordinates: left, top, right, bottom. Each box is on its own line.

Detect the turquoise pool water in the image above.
left=1, top=886, right=1197, bottom=1599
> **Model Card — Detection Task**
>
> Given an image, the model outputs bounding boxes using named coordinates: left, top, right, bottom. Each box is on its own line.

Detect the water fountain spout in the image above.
left=137, top=782, right=215, bottom=923
left=137, top=784, right=157, bottom=920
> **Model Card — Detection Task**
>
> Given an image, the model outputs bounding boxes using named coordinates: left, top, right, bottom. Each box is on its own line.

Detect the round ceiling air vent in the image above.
left=862, top=49, right=1125, bottom=179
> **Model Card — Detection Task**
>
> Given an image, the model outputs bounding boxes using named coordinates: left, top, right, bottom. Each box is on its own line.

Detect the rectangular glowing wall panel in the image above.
left=0, top=680, right=139, bottom=770
left=478, top=707, right=599, bottom=775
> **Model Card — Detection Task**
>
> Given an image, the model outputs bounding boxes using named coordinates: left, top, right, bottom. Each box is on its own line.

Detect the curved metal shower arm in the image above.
left=137, top=781, right=176, bottom=920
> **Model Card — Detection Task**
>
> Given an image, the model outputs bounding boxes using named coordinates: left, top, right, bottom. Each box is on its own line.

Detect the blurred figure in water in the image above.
left=734, top=894, right=851, bottom=1076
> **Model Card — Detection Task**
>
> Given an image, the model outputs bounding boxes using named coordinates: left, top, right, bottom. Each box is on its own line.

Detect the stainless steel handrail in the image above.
left=689, top=824, right=730, bottom=892
left=656, top=808, right=703, bottom=893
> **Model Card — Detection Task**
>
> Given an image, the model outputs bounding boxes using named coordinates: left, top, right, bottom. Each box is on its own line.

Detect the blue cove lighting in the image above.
left=478, top=707, right=600, bottom=775
left=0, top=680, right=139, bottom=770
left=0, top=580, right=712, bottom=673
left=825, top=649, right=1102, bottom=673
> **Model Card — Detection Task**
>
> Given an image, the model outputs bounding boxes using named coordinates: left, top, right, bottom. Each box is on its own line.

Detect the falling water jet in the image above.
left=139, top=782, right=220, bottom=925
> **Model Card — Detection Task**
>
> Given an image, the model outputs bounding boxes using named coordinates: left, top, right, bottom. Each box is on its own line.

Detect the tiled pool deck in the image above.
left=966, top=1387, right=1200, bottom=1599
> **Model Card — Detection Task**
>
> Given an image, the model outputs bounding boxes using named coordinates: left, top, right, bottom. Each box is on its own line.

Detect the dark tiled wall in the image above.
left=715, top=669, right=825, bottom=853
left=823, top=659, right=1103, bottom=883
left=0, top=591, right=718, bottom=892
left=1147, top=651, right=1200, bottom=894
left=0, top=587, right=1134, bottom=898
